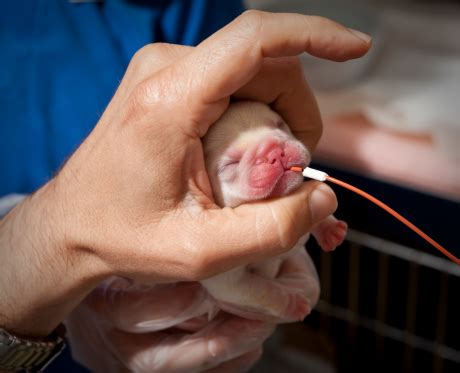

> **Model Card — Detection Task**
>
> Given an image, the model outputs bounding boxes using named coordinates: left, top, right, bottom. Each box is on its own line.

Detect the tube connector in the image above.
left=302, top=167, right=328, bottom=181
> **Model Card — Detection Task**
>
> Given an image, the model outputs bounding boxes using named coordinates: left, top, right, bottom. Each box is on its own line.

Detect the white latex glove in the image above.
left=66, top=238, right=321, bottom=372
left=204, top=244, right=321, bottom=323
left=65, top=279, right=275, bottom=372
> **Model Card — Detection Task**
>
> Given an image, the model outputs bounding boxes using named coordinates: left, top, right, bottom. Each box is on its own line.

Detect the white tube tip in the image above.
left=302, top=167, right=328, bottom=181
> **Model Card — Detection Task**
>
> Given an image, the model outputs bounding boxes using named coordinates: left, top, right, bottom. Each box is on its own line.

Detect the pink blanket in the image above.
left=314, top=114, right=460, bottom=202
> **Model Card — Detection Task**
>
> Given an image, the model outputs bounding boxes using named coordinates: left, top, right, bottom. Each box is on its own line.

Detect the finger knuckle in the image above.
left=146, top=43, right=172, bottom=59
left=308, top=15, right=334, bottom=27
left=134, top=43, right=169, bottom=61
left=241, top=9, right=263, bottom=21
left=130, top=45, right=149, bottom=67
left=129, top=43, right=172, bottom=77
left=236, top=9, right=264, bottom=36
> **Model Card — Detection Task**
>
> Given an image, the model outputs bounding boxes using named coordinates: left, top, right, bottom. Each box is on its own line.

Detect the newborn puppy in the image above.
left=202, top=101, right=347, bottom=322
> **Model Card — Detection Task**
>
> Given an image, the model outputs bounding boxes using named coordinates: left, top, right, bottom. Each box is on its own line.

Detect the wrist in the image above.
left=0, top=180, right=108, bottom=337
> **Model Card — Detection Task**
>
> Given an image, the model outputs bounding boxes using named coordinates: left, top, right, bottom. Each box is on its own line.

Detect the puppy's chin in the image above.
left=219, top=183, right=274, bottom=207
left=268, top=171, right=304, bottom=198
left=221, top=171, right=304, bottom=207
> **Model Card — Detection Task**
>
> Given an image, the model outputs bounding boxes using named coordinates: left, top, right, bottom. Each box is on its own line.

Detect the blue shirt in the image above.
left=0, top=0, right=245, bottom=195
left=0, top=2, right=245, bottom=371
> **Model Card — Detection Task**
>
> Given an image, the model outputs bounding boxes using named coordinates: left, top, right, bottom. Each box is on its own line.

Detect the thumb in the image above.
left=193, top=181, right=336, bottom=279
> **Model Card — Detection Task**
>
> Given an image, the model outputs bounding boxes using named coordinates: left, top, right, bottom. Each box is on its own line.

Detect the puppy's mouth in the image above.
left=268, top=167, right=305, bottom=198
left=246, top=161, right=307, bottom=200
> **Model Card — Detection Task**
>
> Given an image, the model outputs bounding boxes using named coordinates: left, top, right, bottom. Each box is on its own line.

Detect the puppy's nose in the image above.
left=267, top=146, right=285, bottom=165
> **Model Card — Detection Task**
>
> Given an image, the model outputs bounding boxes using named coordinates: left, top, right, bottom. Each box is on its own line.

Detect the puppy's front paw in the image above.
left=315, top=220, right=348, bottom=252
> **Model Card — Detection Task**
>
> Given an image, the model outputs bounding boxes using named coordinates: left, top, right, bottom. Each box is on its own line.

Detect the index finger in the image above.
left=174, top=11, right=371, bottom=132
left=233, top=56, right=323, bottom=151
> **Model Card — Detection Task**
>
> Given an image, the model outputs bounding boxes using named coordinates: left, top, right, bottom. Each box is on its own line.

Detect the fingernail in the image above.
left=347, top=28, right=372, bottom=44
left=309, top=183, right=337, bottom=223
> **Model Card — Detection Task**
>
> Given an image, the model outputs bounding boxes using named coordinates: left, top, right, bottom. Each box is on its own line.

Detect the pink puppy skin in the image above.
left=201, top=101, right=347, bottom=322
left=204, top=102, right=309, bottom=207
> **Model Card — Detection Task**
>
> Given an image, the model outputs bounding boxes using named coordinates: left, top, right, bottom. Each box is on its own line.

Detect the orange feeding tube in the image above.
left=290, top=167, right=459, bottom=265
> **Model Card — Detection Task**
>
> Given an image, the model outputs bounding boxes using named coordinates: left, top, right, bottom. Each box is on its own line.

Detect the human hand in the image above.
left=58, top=11, right=371, bottom=280
left=0, top=11, right=371, bottom=336
left=66, top=279, right=274, bottom=372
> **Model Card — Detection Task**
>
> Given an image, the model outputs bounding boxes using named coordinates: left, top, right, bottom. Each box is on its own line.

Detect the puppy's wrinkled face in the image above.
left=203, top=101, right=310, bottom=208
